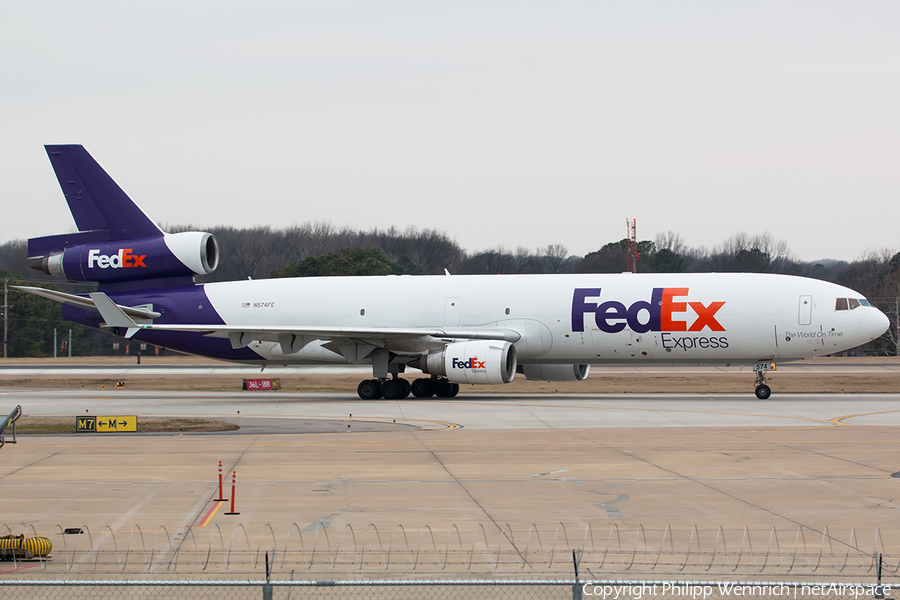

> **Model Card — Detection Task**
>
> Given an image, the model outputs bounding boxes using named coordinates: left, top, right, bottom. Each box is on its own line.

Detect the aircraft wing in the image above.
left=140, top=323, right=520, bottom=348
left=84, top=291, right=519, bottom=351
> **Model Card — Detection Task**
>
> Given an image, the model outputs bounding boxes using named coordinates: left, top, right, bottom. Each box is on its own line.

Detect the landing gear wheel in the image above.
left=357, top=379, right=382, bottom=400
left=434, top=379, right=460, bottom=398
left=381, top=379, right=409, bottom=400
left=434, top=379, right=453, bottom=398
left=754, top=384, right=771, bottom=400
left=381, top=378, right=410, bottom=400
left=411, top=378, right=434, bottom=398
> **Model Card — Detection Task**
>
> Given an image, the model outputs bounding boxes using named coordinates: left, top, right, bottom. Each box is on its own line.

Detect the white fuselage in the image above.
left=200, top=272, right=888, bottom=366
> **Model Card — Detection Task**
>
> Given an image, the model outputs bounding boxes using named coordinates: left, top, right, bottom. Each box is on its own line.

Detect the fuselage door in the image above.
left=591, top=327, right=635, bottom=358
left=799, top=295, right=812, bottom=326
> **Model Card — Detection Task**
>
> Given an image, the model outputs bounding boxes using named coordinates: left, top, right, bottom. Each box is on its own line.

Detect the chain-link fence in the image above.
left=0, top=579, right=896, bottom=600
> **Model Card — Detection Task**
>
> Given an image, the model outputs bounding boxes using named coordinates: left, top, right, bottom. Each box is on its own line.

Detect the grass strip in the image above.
left=14, top=416, right=239, bottom=434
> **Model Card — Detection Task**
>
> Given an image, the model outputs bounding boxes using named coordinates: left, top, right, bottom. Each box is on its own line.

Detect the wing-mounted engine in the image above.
left=31, top=231, right=219, bottom=284
left=519, top=363, right=590, bottom=382
left=418, top=340, right=517, bottom=384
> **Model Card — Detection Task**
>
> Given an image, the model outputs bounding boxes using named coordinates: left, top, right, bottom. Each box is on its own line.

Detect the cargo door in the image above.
left=591, top=328, right=635, bottom=358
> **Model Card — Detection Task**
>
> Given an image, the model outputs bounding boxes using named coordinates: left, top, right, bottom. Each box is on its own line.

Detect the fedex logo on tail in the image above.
left=87, top=248, right=147, bottom=269
left=572, top=288, right=725, bottom=334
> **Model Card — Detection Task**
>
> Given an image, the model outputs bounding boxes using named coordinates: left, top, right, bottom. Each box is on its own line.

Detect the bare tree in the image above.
left=699, top=232, right=797, bottom=274
left=654, top=231, right=688, bottom=256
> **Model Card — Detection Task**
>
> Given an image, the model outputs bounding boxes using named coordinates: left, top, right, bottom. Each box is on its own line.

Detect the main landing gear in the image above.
left=356, top=377, right=459, bottom=399
left=753, top=361, right=774, bottom=400
left=411, top=378, right=459, bottom=398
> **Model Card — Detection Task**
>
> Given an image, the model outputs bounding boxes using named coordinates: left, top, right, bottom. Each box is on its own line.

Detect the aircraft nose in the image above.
left=872, top=308, right=890, bottom=338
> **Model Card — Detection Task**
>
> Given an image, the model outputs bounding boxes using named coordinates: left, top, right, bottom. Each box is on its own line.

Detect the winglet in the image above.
left=89, top=292, right=140, bottom=338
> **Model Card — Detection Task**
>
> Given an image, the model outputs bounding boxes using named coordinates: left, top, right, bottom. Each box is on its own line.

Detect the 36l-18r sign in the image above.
left=242, top=379, right=281, bottom=390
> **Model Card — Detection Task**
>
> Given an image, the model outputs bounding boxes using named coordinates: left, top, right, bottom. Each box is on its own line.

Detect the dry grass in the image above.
left=1, top=356, right=898, bottom=394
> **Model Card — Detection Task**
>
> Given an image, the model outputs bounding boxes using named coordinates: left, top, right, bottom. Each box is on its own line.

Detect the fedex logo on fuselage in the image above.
left=87, top=248, right=147, bottom=269
left=452, top=357, right=486, bottom=370
left=572, top=288, right=725, bottom=333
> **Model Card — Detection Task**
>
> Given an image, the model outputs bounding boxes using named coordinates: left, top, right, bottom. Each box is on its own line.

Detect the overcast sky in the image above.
left=2, top=1, right=898, bottom=262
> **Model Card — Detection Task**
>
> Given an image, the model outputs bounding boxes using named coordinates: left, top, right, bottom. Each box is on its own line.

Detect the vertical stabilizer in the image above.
left=44, top=145, right=162, bottom=240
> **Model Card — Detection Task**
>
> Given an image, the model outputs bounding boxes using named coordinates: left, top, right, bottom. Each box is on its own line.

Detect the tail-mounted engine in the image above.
left=420, top=340, right=517, bottom=385
left=519, top=363, right=590, bottom=382
left=32, top=232, right=219, bottom=284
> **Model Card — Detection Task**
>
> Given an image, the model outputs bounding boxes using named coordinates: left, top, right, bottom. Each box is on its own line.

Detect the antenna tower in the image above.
left=626, top=218, right=638, bottom=273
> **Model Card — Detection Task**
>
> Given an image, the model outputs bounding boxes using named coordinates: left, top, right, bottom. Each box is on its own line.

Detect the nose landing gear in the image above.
left=753, top=361, right=774, bottom=400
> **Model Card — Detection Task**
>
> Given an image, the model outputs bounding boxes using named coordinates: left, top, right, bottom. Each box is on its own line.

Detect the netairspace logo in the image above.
left=580, top=583, right=892, bottom=599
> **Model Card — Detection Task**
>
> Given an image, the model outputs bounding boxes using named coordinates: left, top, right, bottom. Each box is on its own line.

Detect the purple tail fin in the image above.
left=29, top=145, right=162, bottom=258
left=28, top=145, right=218, bottom=290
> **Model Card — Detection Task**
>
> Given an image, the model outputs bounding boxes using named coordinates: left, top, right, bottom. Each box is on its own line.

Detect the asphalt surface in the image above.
left=2, top=387, right=898, bottom=430
left=0, top=388, right=897, bottom=579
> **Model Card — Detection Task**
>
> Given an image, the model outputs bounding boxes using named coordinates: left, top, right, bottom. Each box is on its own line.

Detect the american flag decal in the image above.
left=241, top=302, right=251, bottom=308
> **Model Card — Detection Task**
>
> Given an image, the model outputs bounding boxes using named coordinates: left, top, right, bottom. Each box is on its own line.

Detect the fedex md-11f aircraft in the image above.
left=18, top=146, right=890, bottom=400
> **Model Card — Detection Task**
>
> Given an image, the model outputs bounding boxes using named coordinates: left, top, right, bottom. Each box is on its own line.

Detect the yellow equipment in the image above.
left=0, top=534, right=52, bottom=560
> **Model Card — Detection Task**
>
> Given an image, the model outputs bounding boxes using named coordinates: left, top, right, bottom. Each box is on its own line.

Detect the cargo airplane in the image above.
left=17, top=146, right=890, bottom=400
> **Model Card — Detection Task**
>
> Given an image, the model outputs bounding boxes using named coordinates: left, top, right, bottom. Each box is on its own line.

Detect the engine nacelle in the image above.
left=519, top=363, right=590, bottom=382
left=33, top=232, right=219, bottom=284
left=422, top=341, right=517, bottom=385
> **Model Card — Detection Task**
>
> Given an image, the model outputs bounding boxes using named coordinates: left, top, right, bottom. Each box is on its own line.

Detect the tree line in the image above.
left=1, top=225, right=898, bottom=356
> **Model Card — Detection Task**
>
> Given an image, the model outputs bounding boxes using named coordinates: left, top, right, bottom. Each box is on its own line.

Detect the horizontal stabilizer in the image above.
left=13, top=286, right=160, bottom=320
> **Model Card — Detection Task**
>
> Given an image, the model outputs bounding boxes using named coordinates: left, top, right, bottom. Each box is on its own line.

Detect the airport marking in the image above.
left=198, top=499, right=226, bottom=527
left=828, top=410, right=900, bottom=426
left=413, top=418, right=462, bottom=430
left=0, top=564, right=40, bottom=574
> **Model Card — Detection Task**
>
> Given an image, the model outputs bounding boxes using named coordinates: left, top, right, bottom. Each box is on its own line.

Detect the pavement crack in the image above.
left=0, top=446, right=79, bottom=481
left=409, top=431, right=531, bottom=567
left=563, top=426, right=872, bottom=554
left=513, top=400, right=554, bottom=428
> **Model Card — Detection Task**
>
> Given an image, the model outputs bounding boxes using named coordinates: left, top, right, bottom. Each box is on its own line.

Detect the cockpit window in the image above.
left=836, top=297, right=872, bottom=310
